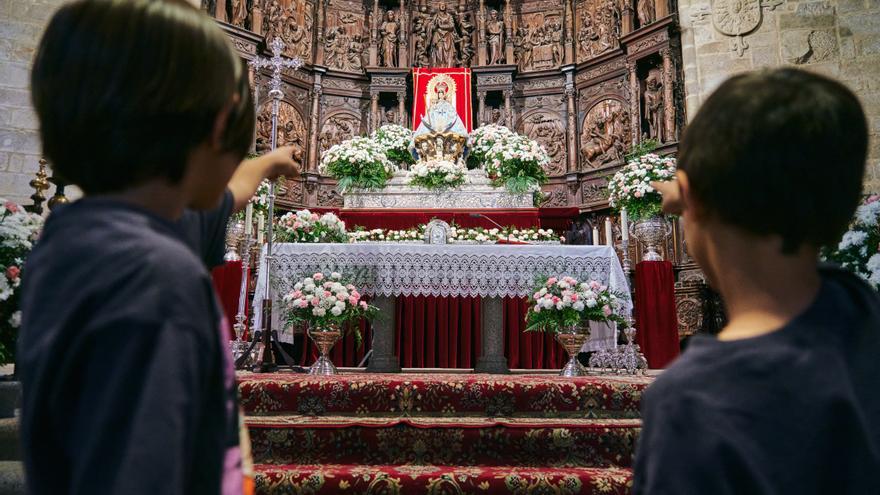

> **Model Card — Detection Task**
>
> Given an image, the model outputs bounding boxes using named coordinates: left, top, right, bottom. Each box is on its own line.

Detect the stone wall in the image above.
left=0, top=0, right=69, bottom=206
left=678, top=0, right=880, bottom=193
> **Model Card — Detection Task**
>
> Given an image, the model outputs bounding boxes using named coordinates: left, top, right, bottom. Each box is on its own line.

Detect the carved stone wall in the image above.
left=679, top=0, right=880, bottom=192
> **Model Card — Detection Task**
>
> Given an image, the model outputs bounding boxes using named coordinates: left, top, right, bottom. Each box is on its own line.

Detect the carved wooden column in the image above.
left=252, top=3, right=263, bottom=35
left=623, top=2, right=634, bottom=34
left=307, top=71, right=325, bottom=172
left=563, top=0, right=574, bottom=64
left=661, top=48, right=676, bottom=142
left=478, top=0, right=488, bottom=65
left=370, top=91, right=380, bottom=133
left=504, top=91, right=512, bottom=128
left=397, top=90, right=406, bottom=125
left=214, top=0, right=227, bottom=23
left=504, top=0, right=515, bottom=64
left=315, top=0, right=326, bottom=65
left=656, top=0, right=669, bottom=19
left=477, top=91, right=487, bottom=125
left=399, top=0, right=408, bottom=68
left=369, top=0, right=380, bottom=66
left=563, top=68, right=578, bottom=173
left=627, top=60, right=640, bottom=145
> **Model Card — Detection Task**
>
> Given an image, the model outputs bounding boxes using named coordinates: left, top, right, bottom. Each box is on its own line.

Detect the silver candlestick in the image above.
left=230, top=217, right=253, bottom=366
left=248, top=37, right=303, bottom=372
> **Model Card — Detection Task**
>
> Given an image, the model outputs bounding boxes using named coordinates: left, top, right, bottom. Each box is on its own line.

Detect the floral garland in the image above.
left=822, top=195, right=880, bottom=289
left=525, top=276, right=628, bottom=333
left=468, top=124, right=515, bottom=169
left=0, top=200, right=43, bottom=364
left=484, top=133, right=550, bottom=194
left=281, top=272, right=377, bottom=347
left=348, top=224, right=563, bottom=244
left=371, top=124, right=415, bottom=167
left=408, top=159, right=467, bottom=190
left=607, top=153, right=677, bottom=221
left=319, top=137, right=396, bottom=193
left=275, top=209, right=348, bottom=243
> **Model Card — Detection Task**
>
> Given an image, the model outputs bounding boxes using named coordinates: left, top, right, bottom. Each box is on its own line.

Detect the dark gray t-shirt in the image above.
left=634, top=266, right=880, bottom=494
left=176, top=189, right=234, bottom=270
left=18, top=198, right=237, bottom=495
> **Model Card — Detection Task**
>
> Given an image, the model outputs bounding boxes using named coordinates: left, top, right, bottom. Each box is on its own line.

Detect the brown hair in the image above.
left=31, top=0, right=255, bottom=194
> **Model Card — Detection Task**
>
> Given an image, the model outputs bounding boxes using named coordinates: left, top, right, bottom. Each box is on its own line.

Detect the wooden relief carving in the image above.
left=643, top=67, right=665, bottom=142
left=540, top=186, right=568, bottom=207
left=318, top=187, right=343, bottom=207
left=263, top=0, right=314, bottom=62
left=579, top=99, right=629, bottom=169
left=486, top=9, right=506, bottom=65
left=521, top=112, right=566, bottom=176
left=278, top=178, right=304, bottom=203
left=514, top=12, right=564, bottom=72
left=575, top=0, right=621, bottom=62
left=319, top=112, right=361, bottom=154
left=256, top=101, right=307, bottom=169
left=324, top=9, right=367, bottom=72
left=379, top=10, right=400, bottom=67
left=411, top=4, right=474, bottom=67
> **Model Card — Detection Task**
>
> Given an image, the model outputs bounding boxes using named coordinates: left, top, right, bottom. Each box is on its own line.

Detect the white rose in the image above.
left=330, top=306, right=343, bottom=316
left=572, top=301, right=585, bottom=312
left=312, top=308, right=326, bottom=317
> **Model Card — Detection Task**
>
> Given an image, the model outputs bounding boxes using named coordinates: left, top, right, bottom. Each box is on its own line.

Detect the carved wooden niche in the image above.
left=514, top=8, right=564, bottom=72
left=575, top=0, right=622, bottom=63
left=318, top=187, right=344, bottom=207
left=324, top=2, right=368, bottom=72
left=319, top=106, right=363, bottom=155
left=518, top=109, right=567, bottom=177
left=262, top=0, right=314, bottom=62
left=256, top=100, right=307, bottom=203
left=579, top=99, right=629, bottom=170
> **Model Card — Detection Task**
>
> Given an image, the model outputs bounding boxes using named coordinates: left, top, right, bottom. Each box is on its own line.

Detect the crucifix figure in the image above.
left=244, top=37, right=303, bottom=372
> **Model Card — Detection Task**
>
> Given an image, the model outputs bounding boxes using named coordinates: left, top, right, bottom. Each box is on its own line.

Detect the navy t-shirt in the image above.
left=17, top=198, right=240, bottom=494
left=633, top=266, right=880, bottom=494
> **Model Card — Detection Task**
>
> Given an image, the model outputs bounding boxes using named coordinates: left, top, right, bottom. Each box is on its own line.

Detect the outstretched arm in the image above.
left=228, top=146, right=300, bottom=213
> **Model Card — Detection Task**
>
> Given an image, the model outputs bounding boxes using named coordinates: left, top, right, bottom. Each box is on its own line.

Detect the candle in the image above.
left=244, top=203, right=253, bottom=237
left=592, top=226, right=600, bottom=246
left=605, top=218, right=613, bottom=246
left=621, top=209, right=629, bottom=241
left=257, top=213, right=265, bottom=245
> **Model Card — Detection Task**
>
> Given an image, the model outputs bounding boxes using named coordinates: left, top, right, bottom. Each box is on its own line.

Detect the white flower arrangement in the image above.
left=483, top=133, right=550, bottom=194
left=823, top=196, right=880, bottom=289
left=408, top=159, right=467, bottom=190
left=0, top=199, right=43, bottom=364
left=282, top=272, right=377, bottom=346
left=468, top=124, right=516, bottom=165
left=275, top=209, right=348, bottom=243
left=371, top=124, right=415, bottom=167
left=525, top=276, right=628, bottom=333
left=607, top=153, right=677, bottom=220
left=319, top=136, right=397, bottom=192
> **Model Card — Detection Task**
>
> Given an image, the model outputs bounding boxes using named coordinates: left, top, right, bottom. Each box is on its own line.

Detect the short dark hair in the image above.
left=678, top=68, right=868, bottom=253
left=31, top=0, right=255, bottom=195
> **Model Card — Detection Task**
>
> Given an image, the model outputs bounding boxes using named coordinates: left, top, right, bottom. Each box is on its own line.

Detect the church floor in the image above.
left=238, top=371, right=654, bottom=494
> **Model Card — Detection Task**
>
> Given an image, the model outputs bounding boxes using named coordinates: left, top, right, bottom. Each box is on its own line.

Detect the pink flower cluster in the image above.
left=284, top=272, right=368, bottom=319
left=532, top=276, right=615, bottom=315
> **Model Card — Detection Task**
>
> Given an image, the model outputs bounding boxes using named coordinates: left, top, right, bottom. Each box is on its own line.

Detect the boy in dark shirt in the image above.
left=18, top=1, right=255, bottom=494
left=633, top=69, right=880, bottom=493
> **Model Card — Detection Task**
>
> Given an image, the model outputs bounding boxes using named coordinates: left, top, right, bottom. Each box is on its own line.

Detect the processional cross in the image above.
left=240, top=37, right=303, bottom=372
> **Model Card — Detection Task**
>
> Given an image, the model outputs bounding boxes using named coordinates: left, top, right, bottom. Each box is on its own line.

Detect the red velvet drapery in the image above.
left=634, top=261, right=680, bottom=369
left=211, top=260, right=244, bottom=340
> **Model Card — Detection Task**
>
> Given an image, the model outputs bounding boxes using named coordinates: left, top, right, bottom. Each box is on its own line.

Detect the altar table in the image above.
left=253, top=243, right=630, bottom=373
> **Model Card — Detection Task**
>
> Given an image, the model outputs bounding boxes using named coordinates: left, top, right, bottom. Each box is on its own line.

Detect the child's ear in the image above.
left=677, top=171, right=708, bottom=220
left=210, top=94, right=240, bottom=150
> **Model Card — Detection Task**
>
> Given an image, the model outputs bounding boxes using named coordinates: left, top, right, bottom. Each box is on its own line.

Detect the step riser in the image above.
left=255, top=465, right=633, bottom=495
left=238, top=374, right=648, bottom=419
left=249, top=424, right=639, bottom=468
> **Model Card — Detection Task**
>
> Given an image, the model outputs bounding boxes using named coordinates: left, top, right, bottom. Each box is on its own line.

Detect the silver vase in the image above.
left=630, top=217, right=671, bottom=262
left=307, top=324, right=342, bottom=375
left=555, top=325, right=591, bottom=377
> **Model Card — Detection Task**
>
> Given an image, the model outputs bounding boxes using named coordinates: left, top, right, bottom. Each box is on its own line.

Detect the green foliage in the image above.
left=625, top=139, right=660, bottom=161
left=385, top=148, right=416, bottom=166
left=488, top=158, right=548, bottom=194
left=324, top=159, right=391, bottom=193
left=409, top=172, right=466, bottom=190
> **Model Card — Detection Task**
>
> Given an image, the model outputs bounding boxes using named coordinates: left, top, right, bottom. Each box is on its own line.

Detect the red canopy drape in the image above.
left=211, top=260, right=244, bottom=340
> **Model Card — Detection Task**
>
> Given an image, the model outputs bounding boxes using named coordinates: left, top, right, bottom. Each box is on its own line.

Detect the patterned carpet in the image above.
left=239, top=372, right=654, bottom=494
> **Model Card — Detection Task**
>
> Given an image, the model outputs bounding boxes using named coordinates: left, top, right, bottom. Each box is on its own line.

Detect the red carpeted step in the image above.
left=247, top=415, right=640, bottom=468
left=254, top=463, right=634, bottom=495
left=238, top=372, right=651, bottom=419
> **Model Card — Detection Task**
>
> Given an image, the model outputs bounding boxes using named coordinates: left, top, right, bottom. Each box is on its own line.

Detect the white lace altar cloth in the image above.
left=251, top=243, right=630, bottom=352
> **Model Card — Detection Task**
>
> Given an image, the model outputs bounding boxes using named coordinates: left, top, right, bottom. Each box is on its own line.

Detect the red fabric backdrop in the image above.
left=634, top=261, right=680, bottom=369
left=211, top=260, right=244, bottom=340
left=412, top=68, right=473, bottom=132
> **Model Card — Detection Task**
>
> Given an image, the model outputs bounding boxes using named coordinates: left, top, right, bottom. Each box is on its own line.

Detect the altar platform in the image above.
left=239, top=371, right=654, bottom=494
